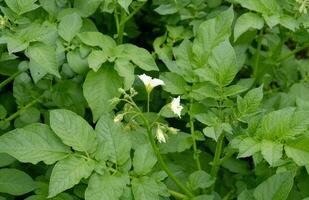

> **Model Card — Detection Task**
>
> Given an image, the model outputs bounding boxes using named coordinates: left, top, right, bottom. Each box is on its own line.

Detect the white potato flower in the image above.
left=138, top=74, right=165, bottom=93
left=156, top=126, right=166, bottom=143
left=171, top=96, right=183, bottom=118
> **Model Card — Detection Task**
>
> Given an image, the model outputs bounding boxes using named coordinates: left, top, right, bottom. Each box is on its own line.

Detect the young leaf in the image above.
left=234, top=12, right=264, bottom=41
left=94, top=113, right=131, bottom=165
left=87, top=50, right=108, bottom=72
left=0, top=168, right=36, bottom=195
left=48, top=155, right=95, bottom=198
left=117, top=0, right=132, bottom=13
left=58, top=13, right=83, bottom=42
left=196, top=40, right=238, bottom=87
left=133, top=144, right=157, bottom=175
left=0, top=123, right=70, bottom=164
left=26, top=43, right=60, bottom=78
left=49, top=109, right=98, bottom=154
left=188, top=170, right=215, bottom=190
left=192, top=7, right=234, bottom=66
left=238, top=137, right=261, bottom=158
left=260, top=140, right=283, bottom=166
left=253, top=171, right=294, bottom=200
left=85, top=173, right=128, bottom=200
left=237, top=86, right=263, bottom=118
left=83, top=65, right=122, bottom=121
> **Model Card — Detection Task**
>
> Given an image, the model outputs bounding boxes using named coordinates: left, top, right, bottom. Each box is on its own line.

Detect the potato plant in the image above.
left=0, top=0, right=309, bottom=199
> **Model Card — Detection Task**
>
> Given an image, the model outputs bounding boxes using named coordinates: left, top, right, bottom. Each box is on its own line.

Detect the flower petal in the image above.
left=138, top=74, right=152, bottom=86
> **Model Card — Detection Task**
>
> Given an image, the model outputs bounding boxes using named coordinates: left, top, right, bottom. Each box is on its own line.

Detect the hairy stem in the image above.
left=3, top=99, right=39, bottom=122
left=119, top=1, right=146, bottom=26
left=210, top=134, right=224, bottom=190
left=0, top=71, right=21, bottom=90
left=189, top=99, right=201, bottom=170
left=168, top=189, right=188, bottom=199
left=277, top=42, right=309, bottom=62
left=117, top=8, right=126, bottom=44
left=253, top=29, right=263, bottom=78
left=142, top=117, right=194, bottom=197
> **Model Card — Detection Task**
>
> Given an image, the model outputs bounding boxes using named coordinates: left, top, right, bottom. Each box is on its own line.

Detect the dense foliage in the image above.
left=1, top=0, right=309, bottom=199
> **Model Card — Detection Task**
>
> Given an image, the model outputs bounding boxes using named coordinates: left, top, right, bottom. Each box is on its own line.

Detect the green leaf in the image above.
left=133, top=144, right=157, bottom=175
left=4, top=0, right=39, bottom=15
left=26, top=43, right=60, bottom=78
left=74, top=0, right=103, bottom=17
left=0, top=123, right=70, bottom=164
left=237, top=86, right=263, bottom=117
left=114, top=58, right=135, bottom=90
left=58, top=13, right=83, bottom=42
left=77, top=32, right=116, bottom=52
left=0, top=153, right=15, bottom=167
left=196, top=40, right=238, bottom=87
left=132, top=176, right=161, bottom=200
left=188, top=170, right=215, bottom=190
left=48, top=155, right=95, bottom=198
left=235, top=0, right=280, bottom=15
left=117, top=44, right=158, bottom=71
left=117, top=0, right=132, bottom=13
left=234, top=12, right=264, bottom=41
left=0, top=35, right=29, bottom=53
left=192, top=7, right=234, bottom=67
left=0, top=168, right=36, bottom=195
left=87, top=50, right=108, bottom=72
left=253, top=171, right=294, bottom=200
left=83, top=65, right=122, bottom=121
left=95, top=113, right=131, bottom=165
left=285, top=136, right=309, bottom=166
left=160, top=72, right=187, bottom=95
left=85, top=173, right=128, bottom=200
left=260, top=140, right=283, bottom=166
left=67, top=49, right=88, bottom=74
left=238, top=137, right=261, bottom=158
left=256, top=108, right=309, bottom=140
left=49, top=109, right=97, bottom=154
left=159, top=132, right=192, bottom=153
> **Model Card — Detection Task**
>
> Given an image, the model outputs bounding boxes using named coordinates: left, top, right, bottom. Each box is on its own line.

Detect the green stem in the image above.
left=189, top=99, right=201, bottom=170
left=147, top=92, right=150, bottom=113
left=277, top=42, right=309, bottom=62
left=143, top=118, right=194, bottom=198
left=113, top=0, right=120, bottom=33
left=168, top=189, right=188, bottom=199
left=253, top=29, right=263, bottom=78
left=119, top=1, right=146, bottom=26
left=210, top=134, right=224, bottom=189
left=0, top=71, right=21, bottom=90
left=117, top=8, right=126, bottom=44
left=3, top=98, right=39, bottom=122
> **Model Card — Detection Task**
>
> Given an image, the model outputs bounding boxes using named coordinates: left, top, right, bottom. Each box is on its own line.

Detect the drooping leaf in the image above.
left=0, top=123, right=70, bottom=164
left=49, top=109, right=97, bottom=154
left=0, top=168, right=36, bottom=195
left=48, top=155, right=95, bottom=198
